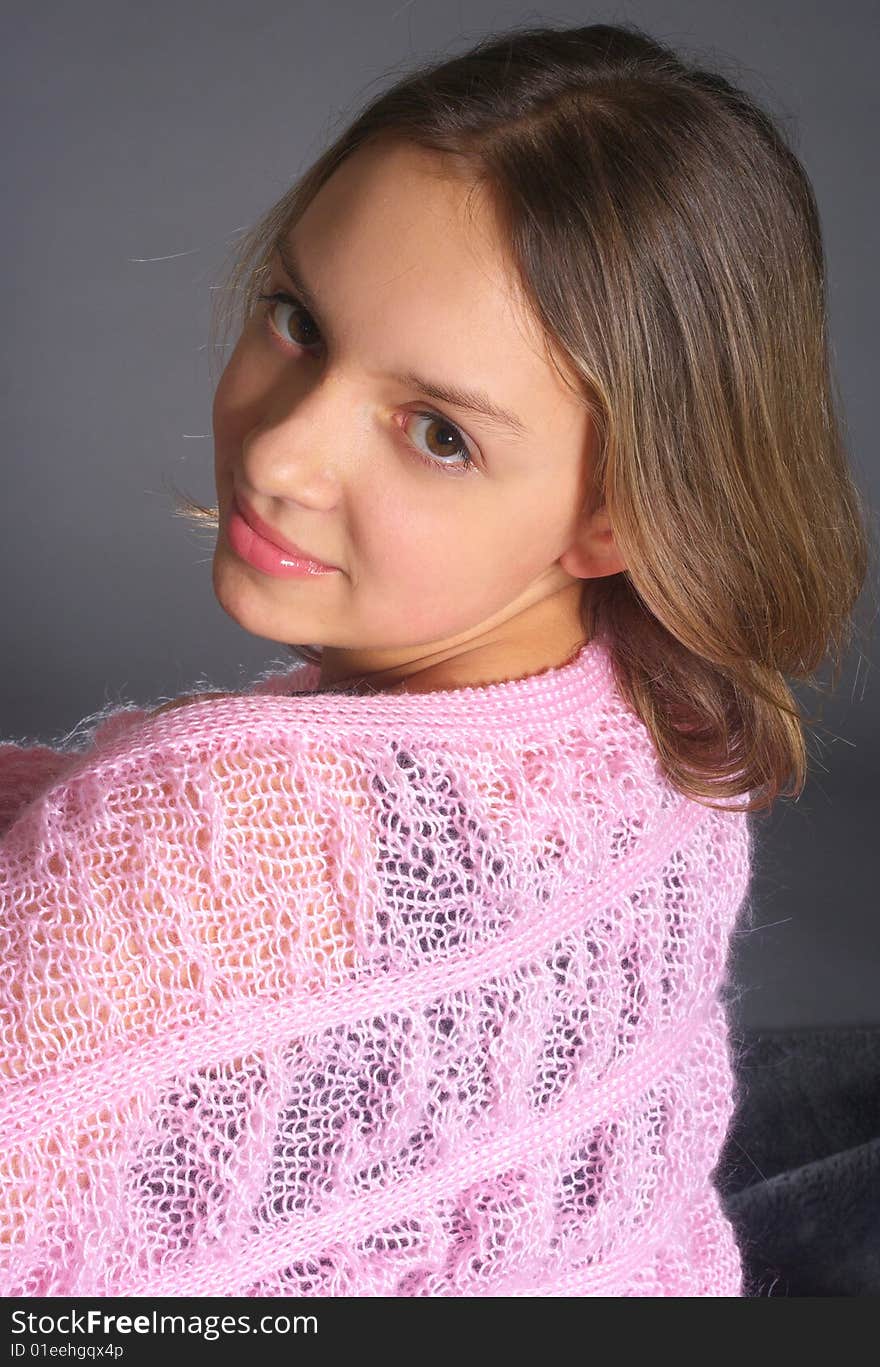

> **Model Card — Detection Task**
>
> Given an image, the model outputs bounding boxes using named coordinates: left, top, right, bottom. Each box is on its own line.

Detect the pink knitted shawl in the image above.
left=0, top=638, right=752, bottom=1296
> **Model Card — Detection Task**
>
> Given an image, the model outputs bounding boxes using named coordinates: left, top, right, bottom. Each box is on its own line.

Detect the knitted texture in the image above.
left=0, top=638, right=752, bottom=1296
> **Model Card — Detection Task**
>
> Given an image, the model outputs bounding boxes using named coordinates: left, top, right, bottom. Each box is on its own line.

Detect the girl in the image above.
left=0, top=21, right=873, bottom=1296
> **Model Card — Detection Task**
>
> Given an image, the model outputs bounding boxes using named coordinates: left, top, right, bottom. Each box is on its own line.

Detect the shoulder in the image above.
left=149, top=691, right=234, bottom=718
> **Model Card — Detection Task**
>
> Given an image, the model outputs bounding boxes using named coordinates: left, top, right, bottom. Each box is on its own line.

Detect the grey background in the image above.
left=3, top=1, right=877, bottom=1029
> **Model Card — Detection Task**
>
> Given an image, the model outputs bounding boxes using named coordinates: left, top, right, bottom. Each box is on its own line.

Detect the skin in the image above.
left=211, top=137, right=626, bottom=696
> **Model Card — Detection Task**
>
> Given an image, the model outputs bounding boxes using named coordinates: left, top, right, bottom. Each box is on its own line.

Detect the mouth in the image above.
left=231, top=491, right=338, bottom=571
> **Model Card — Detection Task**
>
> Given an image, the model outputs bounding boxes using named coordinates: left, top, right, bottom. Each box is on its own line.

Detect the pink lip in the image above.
left=230, top=492, right=337, bottom=571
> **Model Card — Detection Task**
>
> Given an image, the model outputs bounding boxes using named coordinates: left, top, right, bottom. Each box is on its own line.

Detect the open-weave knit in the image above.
left=0, top=637, right=752, bottom=1295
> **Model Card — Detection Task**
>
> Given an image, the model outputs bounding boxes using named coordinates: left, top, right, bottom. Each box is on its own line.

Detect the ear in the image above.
left=558, top=504, right=627, bottom=580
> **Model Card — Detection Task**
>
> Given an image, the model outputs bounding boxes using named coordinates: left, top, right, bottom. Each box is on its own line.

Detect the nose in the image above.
left=241, top=376, right=354, bottom=506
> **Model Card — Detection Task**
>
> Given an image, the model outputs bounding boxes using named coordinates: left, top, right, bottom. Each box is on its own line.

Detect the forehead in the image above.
left=282, top=141, right=584, bottom=429
left=294, top=141, right=525, bottom=322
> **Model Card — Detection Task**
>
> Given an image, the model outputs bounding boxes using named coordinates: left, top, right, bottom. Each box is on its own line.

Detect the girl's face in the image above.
left=212, top=138, right=624, bottom=693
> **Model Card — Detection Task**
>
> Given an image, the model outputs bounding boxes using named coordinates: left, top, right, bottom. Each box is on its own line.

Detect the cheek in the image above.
left=357, top=486, right=487, bottom=578
left=212, top=396, right=236, bottom=498
left=212, top=325, right=275, bottom=440
left=357, top=488, right=524, bottom=630
left=211, top=348, right=249, bottom=446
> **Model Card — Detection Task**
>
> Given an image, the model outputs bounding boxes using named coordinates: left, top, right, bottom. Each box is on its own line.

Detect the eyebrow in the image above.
left=272, top=236, right=530, bottom=438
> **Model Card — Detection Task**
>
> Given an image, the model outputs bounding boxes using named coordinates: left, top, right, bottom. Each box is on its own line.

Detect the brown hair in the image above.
left=174, top=20, right=877, bottom=814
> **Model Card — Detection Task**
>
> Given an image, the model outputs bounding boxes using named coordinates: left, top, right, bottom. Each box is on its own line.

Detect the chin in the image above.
left=212, top=546, right=337, bottom=652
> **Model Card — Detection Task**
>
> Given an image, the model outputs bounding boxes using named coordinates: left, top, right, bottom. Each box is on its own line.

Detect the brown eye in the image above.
left=402, top=411, right=475, bottom=474
left=257, top=291, right=320, bottom=349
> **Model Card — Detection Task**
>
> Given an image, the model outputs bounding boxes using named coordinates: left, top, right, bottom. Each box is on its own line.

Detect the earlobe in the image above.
left=594, top=521, right=628, bottom=576
left=593, top=546, right=628, bottom=578
left=560, top=512, right=627, bottom=580
left=560, top=547, right=626, bottom=580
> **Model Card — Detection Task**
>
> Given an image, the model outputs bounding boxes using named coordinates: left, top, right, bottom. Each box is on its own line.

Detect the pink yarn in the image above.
left=0, top=637, right=752, bottom=1295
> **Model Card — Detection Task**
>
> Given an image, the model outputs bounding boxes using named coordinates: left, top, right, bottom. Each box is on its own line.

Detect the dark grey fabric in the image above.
left=716, top=1026, right=880, bottom=1296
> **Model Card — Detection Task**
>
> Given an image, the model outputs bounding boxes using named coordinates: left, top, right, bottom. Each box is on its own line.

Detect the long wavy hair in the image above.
left=174, top=20, right=876, bottom=814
